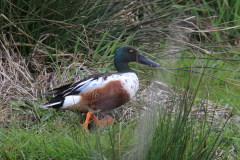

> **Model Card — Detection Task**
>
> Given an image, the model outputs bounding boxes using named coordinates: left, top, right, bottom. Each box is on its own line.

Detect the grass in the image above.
left=1, top=0, right=240, bottom=159
left=0, top=83, right=233, bottom=159
left=174, top=51, right=240, bottom=106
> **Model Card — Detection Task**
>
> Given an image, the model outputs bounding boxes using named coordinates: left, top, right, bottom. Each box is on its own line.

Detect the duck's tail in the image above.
left=39, top=95, right=65, bottom=109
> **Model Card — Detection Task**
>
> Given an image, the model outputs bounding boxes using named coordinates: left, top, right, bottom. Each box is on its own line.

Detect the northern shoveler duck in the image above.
left=40, top=46, right=159, bottom=128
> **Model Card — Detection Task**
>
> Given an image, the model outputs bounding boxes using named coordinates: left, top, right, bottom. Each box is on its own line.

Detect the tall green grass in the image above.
left=0, top=74, right=231, bottom=159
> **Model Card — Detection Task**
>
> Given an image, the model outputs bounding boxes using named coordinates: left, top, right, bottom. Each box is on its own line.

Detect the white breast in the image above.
left=116, top=72, right=139, bottom=99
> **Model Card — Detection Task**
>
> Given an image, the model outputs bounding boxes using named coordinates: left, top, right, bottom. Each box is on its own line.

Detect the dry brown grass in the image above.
left=0, top=33, right=99, bottom=126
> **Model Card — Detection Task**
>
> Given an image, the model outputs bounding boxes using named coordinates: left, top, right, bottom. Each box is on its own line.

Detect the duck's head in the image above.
left=114, top=46, right=159, bottom=73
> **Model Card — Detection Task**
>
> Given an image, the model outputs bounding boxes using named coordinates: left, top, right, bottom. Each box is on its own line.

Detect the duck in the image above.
left=40, top=46, right=159, bottom=129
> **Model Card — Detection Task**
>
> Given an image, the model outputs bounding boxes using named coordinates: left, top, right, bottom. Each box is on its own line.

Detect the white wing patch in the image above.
left=62, top=96, right=81, bottom=109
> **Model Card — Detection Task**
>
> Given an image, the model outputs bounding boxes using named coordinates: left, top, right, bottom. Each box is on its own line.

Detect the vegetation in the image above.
left=0, top=0, right=240, bottom=159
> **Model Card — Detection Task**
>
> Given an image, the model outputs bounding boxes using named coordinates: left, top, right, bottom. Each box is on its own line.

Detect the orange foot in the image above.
left=92, top=114, right=115, bottom=128
left=81, top=112, right=115, bottom=130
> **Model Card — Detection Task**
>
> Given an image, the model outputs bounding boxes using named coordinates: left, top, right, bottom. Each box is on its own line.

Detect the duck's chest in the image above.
left=113, top=72, right=139, bottom=99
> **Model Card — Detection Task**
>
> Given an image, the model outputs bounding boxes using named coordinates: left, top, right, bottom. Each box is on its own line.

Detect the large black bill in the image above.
left=137, top=54, right=159, bottom=67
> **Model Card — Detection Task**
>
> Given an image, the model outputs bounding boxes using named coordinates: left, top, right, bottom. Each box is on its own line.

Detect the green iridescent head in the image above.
left=114, top=46, right=159, bottom=73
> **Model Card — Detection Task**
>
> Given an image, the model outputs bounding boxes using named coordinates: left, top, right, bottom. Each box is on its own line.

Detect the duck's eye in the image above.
left=130, top=50, right=133, bottom=53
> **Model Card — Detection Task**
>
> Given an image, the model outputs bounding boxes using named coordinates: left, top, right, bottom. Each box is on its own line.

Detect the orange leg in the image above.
left=81, top=112, right=115, bottom=129
left=81, top=112, right=92, bottom=129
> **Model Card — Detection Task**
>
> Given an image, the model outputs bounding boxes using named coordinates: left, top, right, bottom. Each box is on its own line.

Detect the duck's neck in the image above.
left=114, top=59, right=133, bottom=73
